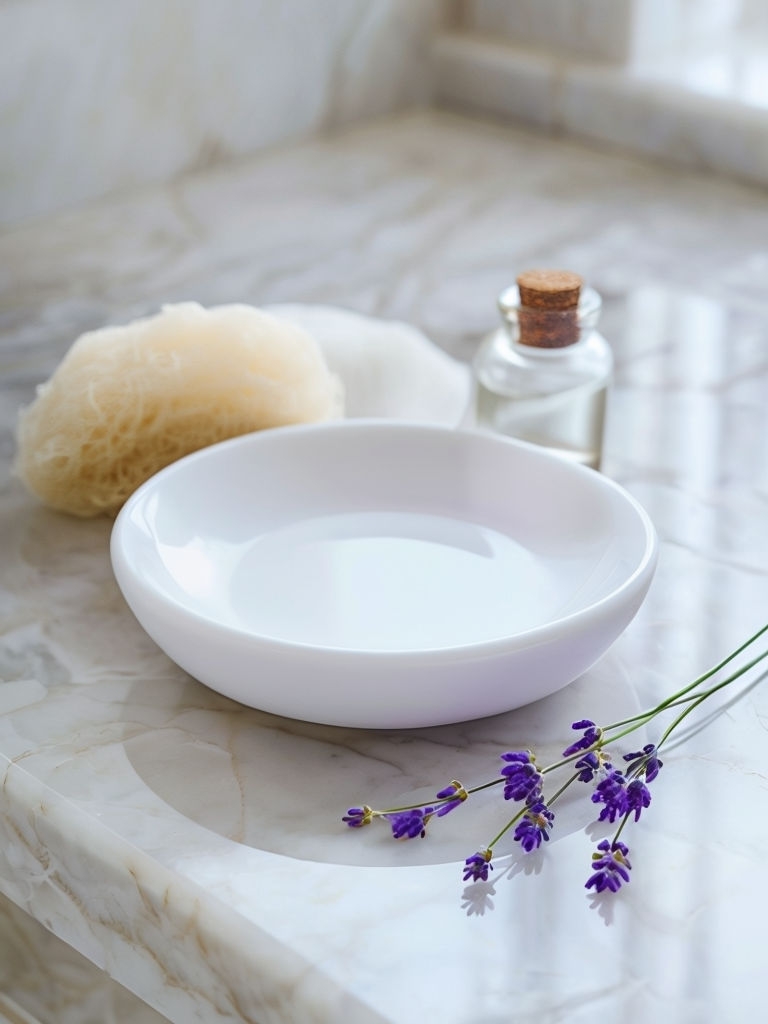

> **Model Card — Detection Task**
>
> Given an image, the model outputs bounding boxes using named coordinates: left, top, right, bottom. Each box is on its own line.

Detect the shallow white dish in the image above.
left=110, top=422, right=657, bottom=729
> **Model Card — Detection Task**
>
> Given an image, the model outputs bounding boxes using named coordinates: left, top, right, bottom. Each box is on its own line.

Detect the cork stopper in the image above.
left=516, top=269, right=583, bottom=310
left=514, top=269, right=584, bottom=348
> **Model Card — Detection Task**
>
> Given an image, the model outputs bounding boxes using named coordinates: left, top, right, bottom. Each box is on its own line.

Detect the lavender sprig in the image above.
left=342, top=623, right=768, bottom=898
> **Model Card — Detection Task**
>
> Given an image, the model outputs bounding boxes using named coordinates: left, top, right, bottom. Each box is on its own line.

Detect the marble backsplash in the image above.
left=459, top=0, right=747, bottom=63
left=4, top=0, right=768, bottom=230
left=461, top=0, right=641, bottom=62
left=0, top=0, right=440, bottom=228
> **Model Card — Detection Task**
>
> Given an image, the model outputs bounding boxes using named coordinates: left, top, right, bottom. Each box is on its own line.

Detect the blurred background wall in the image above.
left=2, top=0, right=767, bottom=231
left=0, top=0, right=442, bottom=228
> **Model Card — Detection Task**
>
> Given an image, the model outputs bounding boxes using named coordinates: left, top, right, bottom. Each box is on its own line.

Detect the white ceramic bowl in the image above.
left=110, top=422, right=657, bottom=729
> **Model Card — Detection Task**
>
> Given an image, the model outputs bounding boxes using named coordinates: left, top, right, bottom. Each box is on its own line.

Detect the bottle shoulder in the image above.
left=474, top=328, right=612, bottom=396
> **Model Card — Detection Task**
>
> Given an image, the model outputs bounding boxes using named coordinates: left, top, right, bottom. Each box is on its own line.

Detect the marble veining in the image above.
left=0, top=892, right=169, bottom=1024
left=2, top=112, right=768, bottom=1022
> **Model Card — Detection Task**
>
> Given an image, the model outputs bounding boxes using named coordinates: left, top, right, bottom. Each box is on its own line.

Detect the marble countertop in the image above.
left=2, top=111, right=768, bottom=1024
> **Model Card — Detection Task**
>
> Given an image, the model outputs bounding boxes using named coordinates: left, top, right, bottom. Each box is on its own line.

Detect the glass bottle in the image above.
left=473, top=270, right=612, bottom=470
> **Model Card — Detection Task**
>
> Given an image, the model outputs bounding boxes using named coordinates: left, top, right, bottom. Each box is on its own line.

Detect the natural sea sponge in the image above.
left=14, top=302, right=344, bottom=517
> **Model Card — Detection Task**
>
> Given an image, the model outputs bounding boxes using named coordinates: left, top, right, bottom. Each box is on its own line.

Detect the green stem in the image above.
left=368, top=627, right=768, bottom=835
left=467, top=778, right=505, bottom=797
left=604, top=623, right=768, bottom=732
left=546, top=771, right=581, bottom=805
left=373, top=802, right=435, bottom=815
left=599, top=644, right=768, bottom=746
left=537, top=641, right=768, bottom=779
left=484, top=772, right=581, bottom=852
left=373, top=777, right=504, bottom=816
left=612, top=813, right=631, bottom=846
left=484, top=806, right=528, bottom=851
left=656, top=650, right=768, bottom=751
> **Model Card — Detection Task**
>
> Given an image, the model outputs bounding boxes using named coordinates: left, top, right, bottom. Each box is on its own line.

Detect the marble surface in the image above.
left=2, top=111, right=768, bottom=1023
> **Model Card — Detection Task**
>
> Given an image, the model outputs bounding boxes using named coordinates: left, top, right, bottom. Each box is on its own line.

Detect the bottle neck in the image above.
left=509, top=330, right=594, bottom=359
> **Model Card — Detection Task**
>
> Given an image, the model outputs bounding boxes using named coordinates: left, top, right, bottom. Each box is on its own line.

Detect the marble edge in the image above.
left=0, top=755, right=386, bottom=1024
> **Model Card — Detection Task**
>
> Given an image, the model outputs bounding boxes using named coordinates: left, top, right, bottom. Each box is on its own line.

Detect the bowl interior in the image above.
left=116, top=422, right=655, bottom=654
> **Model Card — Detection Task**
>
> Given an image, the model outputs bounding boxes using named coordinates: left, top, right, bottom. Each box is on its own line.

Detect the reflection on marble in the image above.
left=2, top=112, right=768, bottom=1023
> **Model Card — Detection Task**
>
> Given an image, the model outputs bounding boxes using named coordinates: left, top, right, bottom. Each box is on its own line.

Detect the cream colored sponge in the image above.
left=15, top=302, right=344, bottom=517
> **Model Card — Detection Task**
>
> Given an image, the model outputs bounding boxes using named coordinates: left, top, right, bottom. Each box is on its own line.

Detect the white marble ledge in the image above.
left=433, top=32, right=768, bottom=189
left=1, top=111, right=768, bottom=1023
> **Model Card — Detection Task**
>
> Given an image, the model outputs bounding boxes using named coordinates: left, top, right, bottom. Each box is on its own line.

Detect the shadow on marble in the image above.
left=0, top=485, right=648, bottom=875
left=120, top=652, right=641, bottom=869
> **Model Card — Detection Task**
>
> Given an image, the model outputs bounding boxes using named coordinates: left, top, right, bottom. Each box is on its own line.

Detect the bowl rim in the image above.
left=110, top=419, right=658, bottom=659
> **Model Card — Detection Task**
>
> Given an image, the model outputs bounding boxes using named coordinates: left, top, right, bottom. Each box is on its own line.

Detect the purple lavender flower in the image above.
left=585, top=840, right=632, bottom=893
left=624, top=744, right=664, bottom=782
left=513, top=799, right=555, bottom=853
left=435, top=780, right=468, bottom=817
left=563, top=719, right=602, bottom=757
left=575, top=748, right=614, bottom=783
left=625, top=778, right=651, bottom=821
left=385, top=807, right=435, bottom=839
left=574, top=751, right=600, bottom=782
left=463, top=849, right=493, bottom=882
left=591, top=769, right=628, bottom=823
left=500, top=751, right=543, bottom=802
left=342, top=806, right=372, bottom=828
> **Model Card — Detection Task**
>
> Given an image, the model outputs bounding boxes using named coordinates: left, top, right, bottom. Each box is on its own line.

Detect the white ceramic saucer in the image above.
left=110, top=422, right=657, bottom=729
